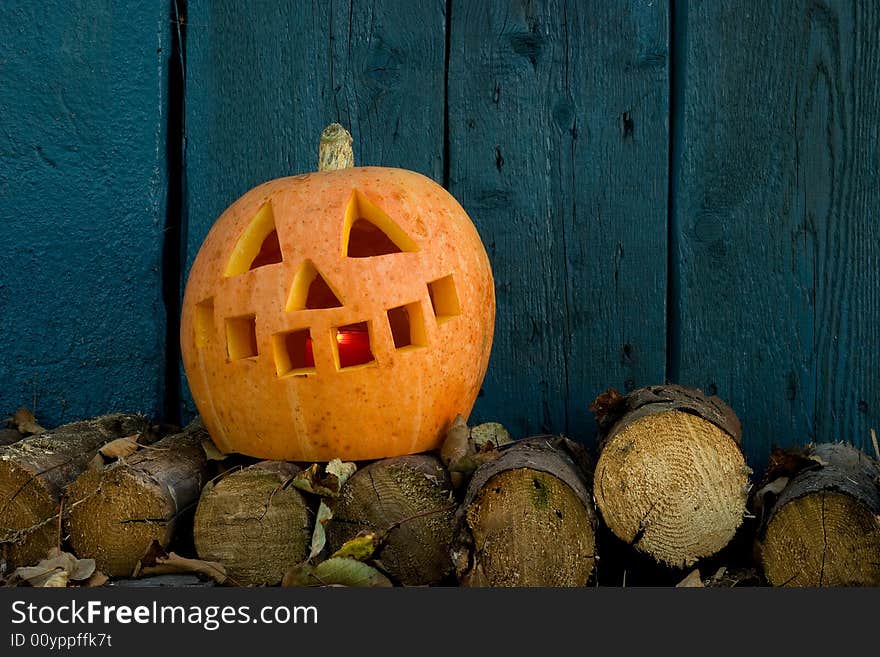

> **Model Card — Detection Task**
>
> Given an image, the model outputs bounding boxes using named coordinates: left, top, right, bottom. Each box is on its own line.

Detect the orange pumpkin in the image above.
left=180, top=125, right=495, bottom=461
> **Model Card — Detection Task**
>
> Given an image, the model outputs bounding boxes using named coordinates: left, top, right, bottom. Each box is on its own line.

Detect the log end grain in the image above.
left=461, top=467, right=595, bottom=587
left=326, top=455, right=455, bottom=586
left=65, top=467, right=175, bottom=577
left=65, top=425, right=208, bottom=577
left=759, top=490, right=880, bottom=586
left=194, top=462, right=312, bottom=586
left=594, top=409, right=751, bottom=568
left=0, top=413, right=151, bottom=570
left=454, top=436, right=597, bottom=587
left=0, top=460, right=57, bottom=568
left=757, top=443, right=880, bottom=586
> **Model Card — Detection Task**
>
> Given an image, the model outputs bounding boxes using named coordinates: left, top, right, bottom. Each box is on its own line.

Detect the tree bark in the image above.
left=194, top=461, right=312, bottom=586
left=65, top=420, right=208, bottom=577
left=0, top=414, right=150, bottom=570
left=452, top=435, right=597, bottom=587
left=591, top=385, right=751, bottom=568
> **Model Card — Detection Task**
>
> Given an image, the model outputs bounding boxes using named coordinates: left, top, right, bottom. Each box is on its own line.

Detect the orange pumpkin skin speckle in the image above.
left=180, top=166, right=495, bottom=461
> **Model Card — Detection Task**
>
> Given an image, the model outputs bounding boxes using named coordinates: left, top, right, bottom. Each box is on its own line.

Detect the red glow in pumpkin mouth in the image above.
left=333, top=323, right=374, bottom=369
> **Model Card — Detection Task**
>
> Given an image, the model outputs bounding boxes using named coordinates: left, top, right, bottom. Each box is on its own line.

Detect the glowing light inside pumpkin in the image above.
left=332, top=322, right=374, bottom=368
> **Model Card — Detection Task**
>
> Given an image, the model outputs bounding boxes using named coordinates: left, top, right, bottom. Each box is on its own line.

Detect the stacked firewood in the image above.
left=2, top=385, right=879, bottom=588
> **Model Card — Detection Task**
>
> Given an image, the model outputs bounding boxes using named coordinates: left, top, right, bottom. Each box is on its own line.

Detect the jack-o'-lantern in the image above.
left=180, top=125, right=495, bottom=461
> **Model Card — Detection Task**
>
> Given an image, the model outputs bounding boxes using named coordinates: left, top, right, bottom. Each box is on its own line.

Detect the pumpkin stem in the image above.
left=318, top=123, right=354, bottom=172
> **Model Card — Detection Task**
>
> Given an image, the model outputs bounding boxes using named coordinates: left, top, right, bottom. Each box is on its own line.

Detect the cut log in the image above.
left=0, top=414, right=150, bottom=570
left=65, top=421, right=208, bottom=577
left=756, top=443, right=880, bottom=586
left=325, top=455, right=455, bottom=586
left=194, top=461, right=312, bottom=586
left=453, top=435, right=597, bottom=587
left=591, top=385, right=751, bottom=568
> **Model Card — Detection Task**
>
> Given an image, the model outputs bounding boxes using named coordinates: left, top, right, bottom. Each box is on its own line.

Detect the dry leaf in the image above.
left=133, top=541, right=226, bottom=584
left=760, top=446, right=819, bottom=489
left=10, top=549, right=95, bottom=587
left=471, top=422, right=512, bottom=450
left=589, top=388, right=627, bottom=430
left=42, top=571, right=69, bottom=588
left=308, top=502, right=333, bottom=561
left=10, top=407, right=46, bottom=436
left=99, top=435, right=141, bottom=460
left=326, top=458, right=356, bottom=489
left=330, top=532, right=381, bottom=562
left=313, top=558, right=392, bottom=587
left=282, top=563, right=318, bottom=587
left=708, top=567, right=728, bottom=586
left=292, top=461, right=356, bottom=498
left=440, top=415, right=470, bottom=469
left=676, top=568, right=704, bottom=588
left=284, top=558, right=392, bottom=588
left=86, top=571, right=109, bottom=587
left=87, top=453, right=106, bottom=472
left=201, top=437, right=228, bottom=461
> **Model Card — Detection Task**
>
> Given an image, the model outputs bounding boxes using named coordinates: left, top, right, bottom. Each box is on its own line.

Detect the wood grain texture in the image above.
left=672, top=0, right=880, bottom=468
left=448, top=0, right=669, bottom=441
left=0, top=1, right=169, bottom=425
left=183, top=0, right=446, bottom=416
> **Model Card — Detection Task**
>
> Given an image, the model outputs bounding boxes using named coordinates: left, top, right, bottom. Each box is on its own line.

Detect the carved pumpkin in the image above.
left=180, top=125, right=495, bottom=461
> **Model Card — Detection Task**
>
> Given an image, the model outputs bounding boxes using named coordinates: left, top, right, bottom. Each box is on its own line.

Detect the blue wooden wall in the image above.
left=0, top=1, right=171, bottom=424
left=1, top=1, right=878, bottom=470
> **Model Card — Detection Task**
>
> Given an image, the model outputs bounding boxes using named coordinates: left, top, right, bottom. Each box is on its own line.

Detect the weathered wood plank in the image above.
left=449, top=0, right=669, bottom=439
left=183, top=0, right=446, bottom=416
left=0, top=1, right=169, bottom=424
left=673, top=0, right=880, bottom=467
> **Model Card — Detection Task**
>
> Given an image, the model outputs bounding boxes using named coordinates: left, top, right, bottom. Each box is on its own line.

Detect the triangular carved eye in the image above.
left=286, top=260, right=343, bottom=311
left=224, top=201, right=283, bottom=276
left=343, top=190, right=418, bottom=257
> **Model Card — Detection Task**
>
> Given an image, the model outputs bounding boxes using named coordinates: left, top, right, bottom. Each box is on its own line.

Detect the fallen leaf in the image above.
left=291, top=461, right=356, bottom=498
left=42, top=571, right=69, bottom=588
left=282, top=563, right=318, bottom=587
left=440, top=415, right=470, bottom=469
left=10, top=408, right=46, bottom=436
left=760, top=446, right=818, bottom=489
left=676, top=569, right=704, bottom=588
left=68, top=556, right=97, bottom=581
left=752, top=476, right=791, bottom=522
left=201, top=438, right=228, bottom=461
left=99, top=435, right=141, bottom=460
left=330, top=532, right=381, bottom=561
left=326, top=458, right=356, bottom=489
left=312, top=558, right=392, bottom=587
left=85, top=571, right=109, bottom=587
left=589, top=388, right=627, bottom=431
left=708, top=567, right=727, bottom=586
left=10, top=549, right=95, bottom=587
left=471, top=422, right=512, bottom=450
left=87, top=453, right=105, bottom=472
left=133, top=541, right=226, bottom=584
left=308, top=502, right=333, bottom=561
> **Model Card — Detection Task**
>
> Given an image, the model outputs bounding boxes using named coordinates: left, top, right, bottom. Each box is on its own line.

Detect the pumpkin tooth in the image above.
left=224, top=314, right=258, bottom=360
left=271, top=328, right=315, bottom=377
left=387, top=301, right=427, bottom=350
left=194, top=297, right=215, bottom=348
